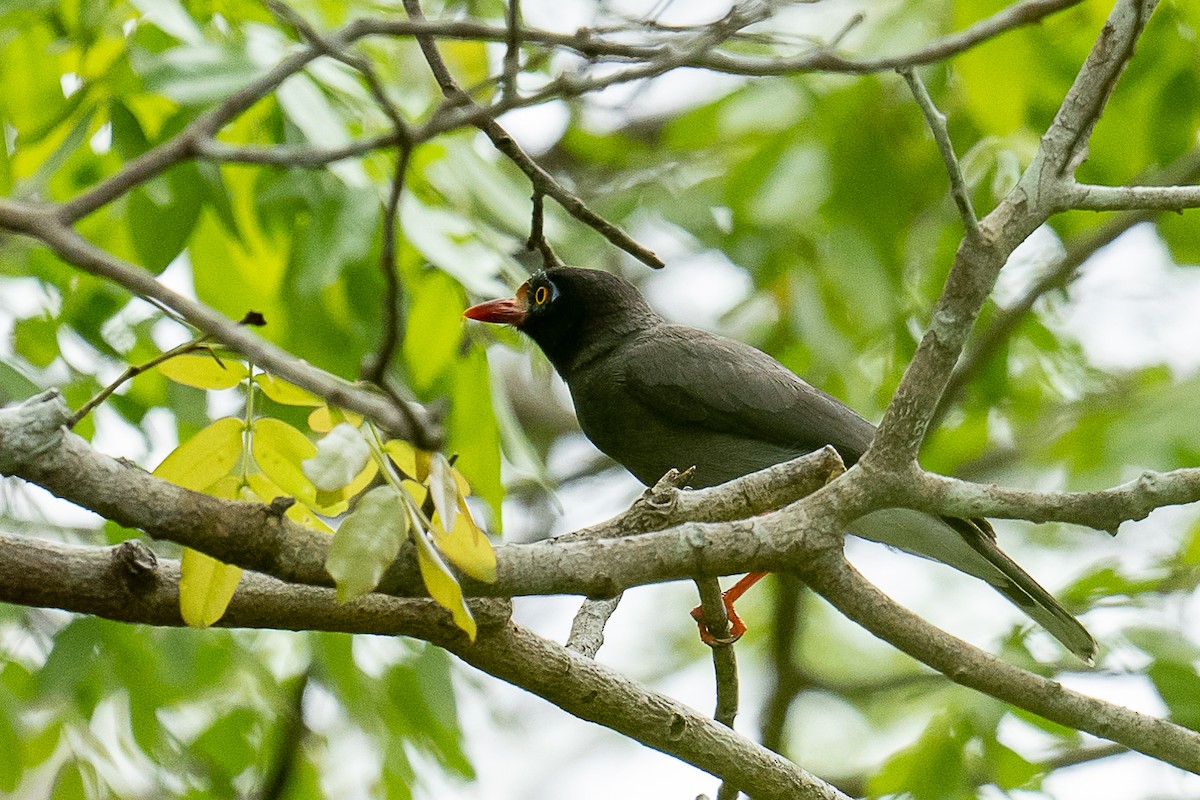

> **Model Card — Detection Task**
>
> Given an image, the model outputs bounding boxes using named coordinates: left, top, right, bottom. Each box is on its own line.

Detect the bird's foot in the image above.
left=690, top=599, right=746, bottom=646
left=689, top=572, right=766, bottom=647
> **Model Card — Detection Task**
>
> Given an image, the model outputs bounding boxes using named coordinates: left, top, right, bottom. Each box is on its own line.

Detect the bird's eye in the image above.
left=534, top=285, right=549, bottom=305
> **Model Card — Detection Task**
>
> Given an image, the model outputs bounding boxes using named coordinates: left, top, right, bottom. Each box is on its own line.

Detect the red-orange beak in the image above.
left=463, top=285, right=529, bottom=326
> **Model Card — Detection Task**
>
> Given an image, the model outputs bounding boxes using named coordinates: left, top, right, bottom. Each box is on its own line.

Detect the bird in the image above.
left=464, top=266, right=1096, bottom=662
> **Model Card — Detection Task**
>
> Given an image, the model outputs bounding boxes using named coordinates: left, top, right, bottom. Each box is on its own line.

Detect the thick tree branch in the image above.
left=868, top=0, right=1161, bottom=466
left=0, top=532, right=846, bottom=800
left=4, top=391, right=1200, bottom=774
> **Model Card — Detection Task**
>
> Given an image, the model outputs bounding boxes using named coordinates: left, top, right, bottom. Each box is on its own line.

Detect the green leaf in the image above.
left=0, top=701, right=22, bottom=791
left=157, top=353, right=249, bottom=389
left=402, top=269, right=467, bottom=392
left=303, top=423, right=371, bottom=491
left=325, top=485, right=407, bottom=602
left=153, top=416, right=244, bottom=491
left=128, top=164, right=204, bottom=273
left=1148, top=659, right=1200, bottom=730
left=13, top=314, right=60, bottom=368
left=0, top=356, right=40, bottom=404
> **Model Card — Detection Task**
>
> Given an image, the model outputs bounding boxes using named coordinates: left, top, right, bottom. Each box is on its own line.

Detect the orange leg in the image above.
left=690, top=572, right=767, bottom=646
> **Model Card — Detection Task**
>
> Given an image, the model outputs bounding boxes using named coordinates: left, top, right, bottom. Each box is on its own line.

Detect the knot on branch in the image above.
left=0, top=390, right=71, bottom=474
left=266, top=496, right=296, bottom=518
left=111, top=539, right=159, bottom=594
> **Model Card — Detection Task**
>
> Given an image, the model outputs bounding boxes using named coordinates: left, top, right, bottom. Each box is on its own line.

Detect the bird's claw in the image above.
left=690, top=596, right=746, bottom=647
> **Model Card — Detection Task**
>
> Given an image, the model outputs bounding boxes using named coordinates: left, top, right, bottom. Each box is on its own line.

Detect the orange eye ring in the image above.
left=534, top=285, right=549, bottom=305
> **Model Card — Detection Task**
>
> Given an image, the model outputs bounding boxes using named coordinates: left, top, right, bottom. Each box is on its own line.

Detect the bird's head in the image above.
left=464, top=267, right=657, bottom=374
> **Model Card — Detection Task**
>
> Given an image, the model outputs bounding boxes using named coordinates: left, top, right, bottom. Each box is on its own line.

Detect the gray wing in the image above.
left=622, top=325, right=875, bottom=464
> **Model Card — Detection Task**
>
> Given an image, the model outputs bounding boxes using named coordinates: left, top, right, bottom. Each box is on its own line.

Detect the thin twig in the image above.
left=936, top=147, right=1200, bottom=423
left=67, top=336, right=213, bottom=429
left=694, top=577, right=742, bottom=800
left=527, top=191, right=563, bottom=268
left=402, top=0, right=664, bottom=269
left=502, top=0, right=522, bottom=105
left=899, top=68, right=981, bottom=242
left=364, top=145, right=413, bottom=385
left=0, top=205, right=441, bottom=446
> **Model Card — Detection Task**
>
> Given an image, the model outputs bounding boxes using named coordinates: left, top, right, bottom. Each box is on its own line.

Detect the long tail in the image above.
left=848, top=509, right=1096, bottom=663
left=943, top=516, right=1096, bottom=663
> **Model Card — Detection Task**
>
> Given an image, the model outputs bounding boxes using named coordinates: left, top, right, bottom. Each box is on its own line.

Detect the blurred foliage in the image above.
left=1, top=0, right=1199, bottom=797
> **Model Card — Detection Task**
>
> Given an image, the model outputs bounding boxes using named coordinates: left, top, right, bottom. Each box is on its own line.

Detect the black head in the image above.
left=464, top=267, right=659, bottom=374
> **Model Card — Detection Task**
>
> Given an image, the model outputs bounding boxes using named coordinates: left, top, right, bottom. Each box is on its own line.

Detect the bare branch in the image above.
left=5, top=392, right=1200, bottom=772
left=1058, top=181, right=1200, bottom=212
left=919, top=467, right=1200, bottom=534
left=1036, top=0, right=1160, bottom=177
left=502, top=0, right=522, bottom=105
left=565, top=595, right=623, bottom=658
left=868, top=0, right=1163, bottom=465
left=193, top=134, right=400, bottom=166
left=798, top=556, right=1200, bottom=774
left=363, top=146, right=412, bottom=386
left=899, top=68, right=981, bottom=242
left=938, top=148, right=1200, bottom=419
left=356, top=0, right=1083, bottom=78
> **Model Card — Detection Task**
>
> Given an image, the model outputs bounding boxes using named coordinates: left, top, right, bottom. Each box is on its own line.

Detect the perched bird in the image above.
left=465, top=266, right=1095, bottom=662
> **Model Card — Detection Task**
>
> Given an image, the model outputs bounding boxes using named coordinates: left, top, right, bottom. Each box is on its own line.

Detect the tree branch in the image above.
left=868, top=0, right=1162, bottom=465
left=797, top=557, right=1200, bottom=774
left=899, top=68, right=981, bottom=242
left=4, top=391, right=1200, bottom=774
left=0, top=532, right=847, bottom=800
left=1057, top=181, right=1200, bottom=212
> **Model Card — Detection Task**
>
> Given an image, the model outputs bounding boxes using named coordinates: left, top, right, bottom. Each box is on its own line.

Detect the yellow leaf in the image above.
left=402, top=479, right=428, bottom=506
left=153, top=417, right=244, bottom=491
left=413, top=527, right=476, bottom=640
left=441, top=40, right=492, bottom=97
left=251, top=418, right=318, bottom=506
left=384, top=439, right=418, bottom=478
left=308, top=406, right=364, bottom=433
left=179, top=474, right=243, bottom=627
left=452, top=467, right=471, bottom=497
left=245, top=471, right=333, bottom=533
left=254, top=374, right=325, bottom=407
left=431, top=496, right=496, bottom=583
left=157, top=353, right=249, bottom=389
